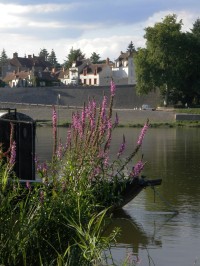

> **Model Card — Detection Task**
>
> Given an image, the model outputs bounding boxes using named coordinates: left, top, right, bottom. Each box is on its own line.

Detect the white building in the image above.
left=112, top=51, right=136, bottom=85
left=59, top=51, right=136, bottom=86
left=80, top=58, right=113, bottom=86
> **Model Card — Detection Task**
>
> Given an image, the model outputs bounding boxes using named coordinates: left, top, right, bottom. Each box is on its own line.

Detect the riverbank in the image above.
left=1, top=102, right=200, bottom=127
left=0, top=102, right=176, bottom=126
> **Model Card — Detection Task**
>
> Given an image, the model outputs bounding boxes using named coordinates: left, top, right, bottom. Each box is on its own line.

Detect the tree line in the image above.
left=0, top=47, right=103, bottom=69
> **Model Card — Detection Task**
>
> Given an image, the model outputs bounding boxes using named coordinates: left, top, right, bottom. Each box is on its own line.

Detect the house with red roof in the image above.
left=2, top=53, right=59, bottom=87
left=79, top=58, right=113, bottom=86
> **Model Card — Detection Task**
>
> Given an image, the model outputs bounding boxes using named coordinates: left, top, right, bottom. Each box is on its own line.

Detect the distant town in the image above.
left=0, top=43, right=136, bottom=88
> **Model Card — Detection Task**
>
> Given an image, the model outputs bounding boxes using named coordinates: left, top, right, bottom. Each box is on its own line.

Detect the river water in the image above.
left=35, top=126, right=200, bottom=266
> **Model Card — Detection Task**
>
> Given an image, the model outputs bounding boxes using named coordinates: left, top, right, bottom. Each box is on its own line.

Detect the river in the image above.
left=35, top=126, right=200, bottom=266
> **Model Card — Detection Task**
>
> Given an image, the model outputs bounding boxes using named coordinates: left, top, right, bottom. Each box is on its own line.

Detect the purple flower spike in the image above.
left=9, top=141, right=16, bottom=166
left=110, top=79, right=116, bottom=97
left=132, top=160, right=145, bottom=177
left=52, top=105, right=57, bottom=131
left=117, top=135, right=126, bottom=158
left=137, top=121, right=149, bottom=146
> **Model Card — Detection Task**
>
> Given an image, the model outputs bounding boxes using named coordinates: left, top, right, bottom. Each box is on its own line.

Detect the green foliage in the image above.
left=64, top=47, right=85, bottom=68
left=48, top=49, right=59, bottom=68
left=90, top=52, right=101, bottom=64
left=38, top=48, right=49, bottom=61
left=135, top=14, right=200, bottom=106
left=0, top=48, right=8, bottom=65
left=127, top=41, right=135, bottom=53
left=0, top=79, right=6, bottom=87
left=191, top=18, right=200, bottom=37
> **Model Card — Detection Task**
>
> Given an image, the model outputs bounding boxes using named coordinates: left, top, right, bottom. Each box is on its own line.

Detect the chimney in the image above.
left=106, top=58, right=109, bottom=65
left=13, top=52, right=18, bottom=58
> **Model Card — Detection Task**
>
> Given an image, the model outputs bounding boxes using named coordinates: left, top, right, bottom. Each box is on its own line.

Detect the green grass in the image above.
left=174, top=108, right=200, bottom=114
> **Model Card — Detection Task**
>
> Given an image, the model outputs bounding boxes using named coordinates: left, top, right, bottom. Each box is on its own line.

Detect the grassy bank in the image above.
left=36, top=119, right=200, bottom=128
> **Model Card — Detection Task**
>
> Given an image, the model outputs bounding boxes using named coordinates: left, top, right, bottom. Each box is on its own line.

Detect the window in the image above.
left=94, top=78, right=97, bottom=85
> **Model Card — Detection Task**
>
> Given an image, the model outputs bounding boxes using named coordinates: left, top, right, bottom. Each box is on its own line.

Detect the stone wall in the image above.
left=0, top=85, right=160, bottom=109
left=175, top=114, right=200, bottom=121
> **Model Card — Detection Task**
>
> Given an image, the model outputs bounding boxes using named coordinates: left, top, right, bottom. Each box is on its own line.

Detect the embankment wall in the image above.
left=0, top=85, right=160, bottom=109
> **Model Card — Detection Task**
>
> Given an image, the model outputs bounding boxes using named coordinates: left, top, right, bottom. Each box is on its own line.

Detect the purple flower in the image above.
left=132, top=160, right=145, bottom=177
left=117, top=135, right=126, bottom=158
left=81, top=107, right=86, bottom=132
left=52, top=105, right=57, bottom=154
left=56, top=140, right=63, bottom=159
left=9, top=141, right=16, bottom=166
left=26, top=181, right=31, bottom=190
left=52, top=105, right=57, bottom=132
left=66, top=128, right=71, bottom=149
left=110, top=79, right=116, bottom=97
left=101, top=95, right=107, bottom=121
left=137, top=121, right=149, bottom=146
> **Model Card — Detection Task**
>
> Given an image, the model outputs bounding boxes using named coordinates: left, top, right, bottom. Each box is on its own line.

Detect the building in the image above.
left=2, top=53, right=59, bottom=87
left=112, top=51, right=136, bottom=85
left=79, top=58, right=113, bottom=86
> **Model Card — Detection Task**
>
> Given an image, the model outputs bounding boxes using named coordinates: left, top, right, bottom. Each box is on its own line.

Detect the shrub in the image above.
left=0, top=80, right=148, bottom=265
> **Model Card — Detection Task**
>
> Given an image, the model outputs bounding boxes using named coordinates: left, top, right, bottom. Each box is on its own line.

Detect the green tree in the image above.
left=0, top=48, right=8, bottom=78
left=64, top=47, right=85, bottom=68
left=0, top=49, right=8, bottom=64
left=191, top=18, right=200, bottom=37
left=48, top=49, right=58, bottom=67
left=39, top=48, right=49, bottom=61
left=179, top=28, right=200, bottom=105
left=90, top=52, right=100, bottom=63
left=127, top=41, right=135, bottom=53
left=135, top=14, right=184, bottom=106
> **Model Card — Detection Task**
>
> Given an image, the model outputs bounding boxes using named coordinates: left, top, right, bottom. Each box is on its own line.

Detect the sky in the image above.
left=0, top=0, right=200, bottom=64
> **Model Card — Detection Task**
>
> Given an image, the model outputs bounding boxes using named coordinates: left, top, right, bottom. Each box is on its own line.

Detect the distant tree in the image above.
left=0, top=48, right=8, bottom=77
left=48, top=49, right=59, bottom=67
left=0, top=48, right=8, bottom=64
left=90, top=52, right=100, bottom=63
left=64, top=47, right=85, bottom=68
left=39, top=48, right=49, bottom=61
left=127, top=41, right=135, bottom=53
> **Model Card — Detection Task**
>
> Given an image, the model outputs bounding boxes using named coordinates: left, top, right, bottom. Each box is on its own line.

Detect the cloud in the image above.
left=0, top=1, right=200, bottom=64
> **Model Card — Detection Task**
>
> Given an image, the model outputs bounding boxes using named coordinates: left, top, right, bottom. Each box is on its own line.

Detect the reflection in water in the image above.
left=36, top=127, right=200, bottom=266
left=104, top=209, right=162, bottom=253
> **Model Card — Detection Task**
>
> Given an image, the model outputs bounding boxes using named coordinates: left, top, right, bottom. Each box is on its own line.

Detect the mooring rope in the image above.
left=151, top=186, right=179, bottom=214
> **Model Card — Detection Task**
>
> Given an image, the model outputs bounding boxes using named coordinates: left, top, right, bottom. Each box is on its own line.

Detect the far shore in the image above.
left=1, top=102, right=200, bottom=127
left=0, top=101, right=180, bottom=127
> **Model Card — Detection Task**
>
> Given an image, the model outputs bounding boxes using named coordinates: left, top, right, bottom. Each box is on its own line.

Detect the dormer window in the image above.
left=83, top=69, right=87, bottom=76
left=94, top=68, right=97, bottom=75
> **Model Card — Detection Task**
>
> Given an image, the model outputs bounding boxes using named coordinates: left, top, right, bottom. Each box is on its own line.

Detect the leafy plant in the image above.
left=0, top=80, right=149, bottom=265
